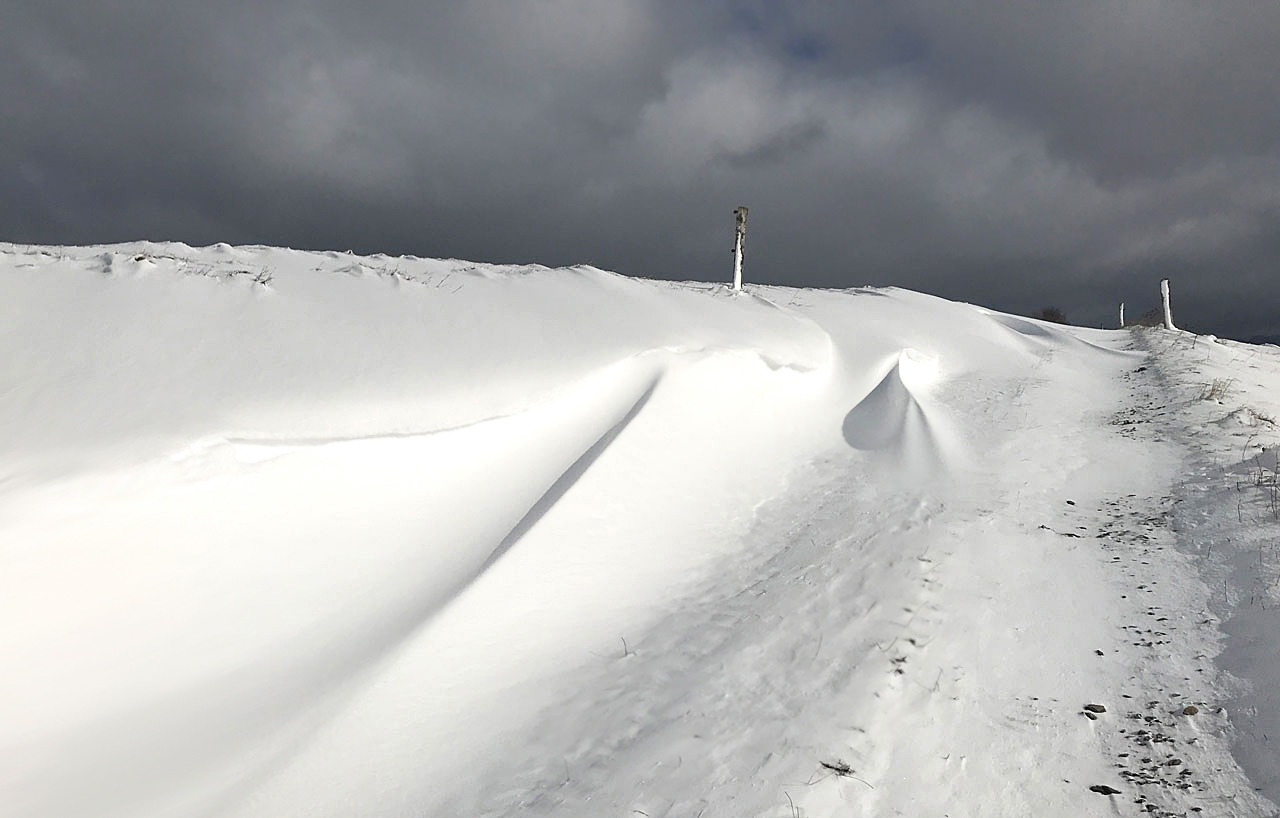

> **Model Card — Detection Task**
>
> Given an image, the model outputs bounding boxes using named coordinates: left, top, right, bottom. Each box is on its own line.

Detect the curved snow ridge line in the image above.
left=176, top=382, right=652, bottom=467
left=643, top=342, right=831, bottom=374
left=169, top=340, right=832, bottom=467
left=260, top=362, right=666, bottom=676
left=983, top=311, right=1141, bottom=359
left=475, top=377, right=660, bottom=574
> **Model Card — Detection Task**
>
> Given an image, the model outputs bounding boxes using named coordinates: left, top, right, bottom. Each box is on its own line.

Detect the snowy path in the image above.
left=1132, top=331, right=1280, bottom=812
left=437, top=328, right=1278, bottom=818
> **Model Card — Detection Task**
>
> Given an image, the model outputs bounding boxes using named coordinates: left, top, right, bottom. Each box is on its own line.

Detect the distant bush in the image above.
left=1033, top=307, right=1069, bottom=324
left=1128, top=307, right=1164, bottom=328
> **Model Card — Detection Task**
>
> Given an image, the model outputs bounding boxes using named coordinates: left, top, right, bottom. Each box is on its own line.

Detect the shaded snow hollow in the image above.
left=1, top=243, right=1277, bottom=817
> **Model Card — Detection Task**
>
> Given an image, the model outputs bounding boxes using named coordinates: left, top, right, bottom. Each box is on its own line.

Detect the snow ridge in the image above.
left=2, top=243, right=1277, bottom=817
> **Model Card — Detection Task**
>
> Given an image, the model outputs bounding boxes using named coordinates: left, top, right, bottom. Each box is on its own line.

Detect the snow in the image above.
left=1, top=242, right=1278, bottom=818
left=1132, top=331, right=1280, bottom=805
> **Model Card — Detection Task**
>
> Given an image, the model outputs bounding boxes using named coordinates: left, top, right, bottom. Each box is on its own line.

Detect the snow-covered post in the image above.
left=1119, top=302, right=1125, bottom=328
left=732, top=206, right=748, bottom=292
left=1161, top=279, right=1176, bottom=330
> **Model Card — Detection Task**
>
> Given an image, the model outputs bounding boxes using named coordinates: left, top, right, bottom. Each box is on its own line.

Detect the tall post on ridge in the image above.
left=732, top=206, right=748, bottom=292
left=1161, top=279, right=1176, bottom=330
left=1119, top=302, right=1125, bottom=328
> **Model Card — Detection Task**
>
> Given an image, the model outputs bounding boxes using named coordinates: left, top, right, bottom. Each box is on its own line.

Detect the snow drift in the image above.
left=2, top=243, right=1274, bottom=818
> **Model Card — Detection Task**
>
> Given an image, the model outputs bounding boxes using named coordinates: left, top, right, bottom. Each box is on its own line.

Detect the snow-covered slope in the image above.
left=1132, top=331, right=1280, bottom=807
left=0, top=243, right=1275, bottom=818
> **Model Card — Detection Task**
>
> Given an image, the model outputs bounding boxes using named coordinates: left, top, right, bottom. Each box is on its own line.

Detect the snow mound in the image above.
left=842, top=349, right=954, bottom=475
left=0, top=242, right=1160, bottom=818
left=1212, top=406, right=1277, bottom=429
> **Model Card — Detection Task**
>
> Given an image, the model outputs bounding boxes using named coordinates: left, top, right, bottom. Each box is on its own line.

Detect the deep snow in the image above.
left=1, top=243, right=1277, bottom=817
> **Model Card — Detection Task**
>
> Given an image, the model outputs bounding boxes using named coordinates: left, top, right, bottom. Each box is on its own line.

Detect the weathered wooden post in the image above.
left=1119, top=302, right=1125, bottom=328
left=732, top=206, right=747, bottom=292
left=1161, top=279, right=1175, bottom=330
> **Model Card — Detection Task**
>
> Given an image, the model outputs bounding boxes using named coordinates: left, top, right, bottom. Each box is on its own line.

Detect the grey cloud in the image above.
left=718, top=117, right=826, bottom=168
left=2, top=0, right=1279, bottom=337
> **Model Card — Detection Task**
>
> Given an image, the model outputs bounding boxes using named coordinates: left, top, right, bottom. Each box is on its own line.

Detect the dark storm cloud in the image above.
left=3, top=1, right=1279, bottom=337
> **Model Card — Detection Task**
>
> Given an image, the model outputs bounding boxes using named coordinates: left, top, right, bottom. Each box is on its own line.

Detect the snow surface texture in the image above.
left=1, top=243, right=1277, bottom=818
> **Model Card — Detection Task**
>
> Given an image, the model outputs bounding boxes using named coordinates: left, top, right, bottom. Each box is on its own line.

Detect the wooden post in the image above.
left=732, top=206, right=747, bottom=292
left=1161, top=279, right=1175, bottom=330
left=1119, top=302, right=1125, bottom=328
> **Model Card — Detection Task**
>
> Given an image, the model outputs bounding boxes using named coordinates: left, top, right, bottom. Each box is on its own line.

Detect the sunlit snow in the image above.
left=2, top=243, right=1277, bottom=817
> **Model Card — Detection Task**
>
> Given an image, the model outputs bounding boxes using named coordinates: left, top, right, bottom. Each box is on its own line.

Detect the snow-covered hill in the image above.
left=1, top=243, right=1277, bottom=818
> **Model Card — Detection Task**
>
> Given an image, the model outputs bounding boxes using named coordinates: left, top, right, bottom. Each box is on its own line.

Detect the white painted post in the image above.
left=1161, top=279, right=1176, bottom=330
left=732, top=206, right=747, bottom=292
left=1119, top=302, right=1125, bottom=328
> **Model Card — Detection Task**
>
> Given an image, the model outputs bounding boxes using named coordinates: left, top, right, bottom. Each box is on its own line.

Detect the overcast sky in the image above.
left=3, top=1, right=1278, bottom=335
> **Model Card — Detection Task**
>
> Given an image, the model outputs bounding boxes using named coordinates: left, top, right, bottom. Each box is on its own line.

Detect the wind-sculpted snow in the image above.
left=0, top=243, right=832, bottom=480
left=1, top=358, right=675, bottom=818
left=0, top=243, right=844, bottom=818
left=842, top=349, right=955, bottom=476
left=3, top=243, right=1273, bottom=818
left=987, top=310, right=1140, bottom=359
